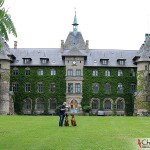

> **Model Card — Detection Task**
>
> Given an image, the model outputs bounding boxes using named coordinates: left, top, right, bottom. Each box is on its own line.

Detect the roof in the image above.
left=10, top=48, right=64, bottom=66
left=9, top=48, right=138, bottom=67
left=62, top=47, right=87, bottom=57
left=85, top=49, right=138, bottom=67
left=0, top=38, right=11, bottom=61
left=133, top=36, right=150, bottom=63
left=64, top=32, right=86, bottom=50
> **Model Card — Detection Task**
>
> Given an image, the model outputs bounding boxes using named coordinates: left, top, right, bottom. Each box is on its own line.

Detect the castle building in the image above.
left=0, top=13, right=150, bottom=115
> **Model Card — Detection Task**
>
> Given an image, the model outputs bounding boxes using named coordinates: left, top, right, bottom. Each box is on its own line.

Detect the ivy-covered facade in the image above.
left=82, top=67, right=136, bottom=116
left=2, top=12, right=148, bottom=116
left=10, top=66, right=66, bottom=114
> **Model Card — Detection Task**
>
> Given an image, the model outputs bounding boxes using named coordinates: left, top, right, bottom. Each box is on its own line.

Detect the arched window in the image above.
left=36, top=98, right=44, bottom=110
left=49, top=99, right=57, bottom=109
left=23, top=98, right=32, bottom=110
left=105, top=83, right=111, bottom=93
left=116, top=100, right=124, bottom=110
left=91, top=99, right=98, bottom=109
left=104, top=100, right=111, bottom=110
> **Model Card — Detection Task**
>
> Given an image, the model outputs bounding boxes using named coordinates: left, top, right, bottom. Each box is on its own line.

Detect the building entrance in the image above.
left=70, top=99, right=78, bottom=113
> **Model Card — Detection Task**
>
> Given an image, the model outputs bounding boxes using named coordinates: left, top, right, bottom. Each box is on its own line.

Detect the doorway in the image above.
left=70, top=99, right=78, bottom=113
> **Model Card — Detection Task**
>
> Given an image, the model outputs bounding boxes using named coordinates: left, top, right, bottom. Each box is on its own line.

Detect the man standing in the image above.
left=59, top=102, right=66, bottom=127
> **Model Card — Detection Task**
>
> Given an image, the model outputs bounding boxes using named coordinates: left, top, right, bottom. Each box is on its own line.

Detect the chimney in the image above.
left=145, top=33, right=150, bottom=40
left=60, top=40, right=64, bottom=52
left=85, top=40, right=89, bottom=51
left=14, top=41, right=17, bottom=49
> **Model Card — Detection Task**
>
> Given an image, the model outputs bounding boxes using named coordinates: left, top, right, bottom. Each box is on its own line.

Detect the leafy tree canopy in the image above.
left=0, top=0, right=17, bottom=48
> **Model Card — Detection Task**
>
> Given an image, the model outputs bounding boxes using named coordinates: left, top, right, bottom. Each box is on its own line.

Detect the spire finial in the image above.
left=72, top=9, right=78, bottom=35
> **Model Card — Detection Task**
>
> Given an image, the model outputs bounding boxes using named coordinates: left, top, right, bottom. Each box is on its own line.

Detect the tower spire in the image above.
left=72, top=9, right=78, bottom=35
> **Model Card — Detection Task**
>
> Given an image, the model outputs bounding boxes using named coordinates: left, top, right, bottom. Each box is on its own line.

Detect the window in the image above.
left=50, top=99, right=57, bottom=109
left=25, top=68, right=30, bottom=75
left=68, top=83, right=73, bottom=93
left=23, top=99, right=32, bottom=110
left=91, top=99, right=98, bottom=109
left=129, top=69, right=135, bottom=77
left=105, top=83, right=111, bottom=93
left=36, top=99, right=44, bottom=110
left=104, top=100, right=111, bottom=109
left=76, top=69, right=81, bottom=76
left=25, top=83, right=31, bottom=92
left=116, top=100, right=124, bottom=110
left=105, top=70, right=110, bottom=76
left=92, top=69, right=98, bottom=76
left=118, top=70, right=123, bottom=76
left=41, top=58, right=48, bottom=64
left=50, top=83, right=55, bottom=93
left=12, top=68, right=19, bottom=76
left=37, top=69, right=43, bottom=75
left=50, top=69, right=56, bottom=75
left=37, top=82, right=43, bottom=93
left=12, top=83, right=18, bottom=92
left=117, top=83, right=123, bottom=93
left=100, top=59, right=108, bottom=65
left=118, top=60, right=125, bottom=65
left=102, top=60, right=108, bottom=65
left=145, top=65, right=148, bottom=71
left=67, top=69, right=73, bottom=76
left=75, top=83, right=81, bottom=93
left=23, top=58, right=31, bottom=64
left=130, top=83, right=136, bottom=94
left=92, top=83, right=99, bottom=93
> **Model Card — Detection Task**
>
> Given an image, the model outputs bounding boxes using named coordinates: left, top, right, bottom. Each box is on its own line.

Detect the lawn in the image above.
left=0, top=116, right=149, bottom=150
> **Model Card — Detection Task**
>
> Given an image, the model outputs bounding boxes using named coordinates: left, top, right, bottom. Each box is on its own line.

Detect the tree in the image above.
left=0, top=0, right=17, bottom=48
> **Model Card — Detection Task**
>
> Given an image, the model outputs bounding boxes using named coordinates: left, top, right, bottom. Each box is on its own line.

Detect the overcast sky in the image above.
left=4, top=0, right=150, bottom=50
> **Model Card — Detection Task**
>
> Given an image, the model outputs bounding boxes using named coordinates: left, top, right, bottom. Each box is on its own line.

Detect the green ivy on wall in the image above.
left=135, top=70, right=150, bottom=111
left=10, top=65, right=137, bottom=116
left=82, top=67, right=137, bottom=116
left=10, top=66, right=66, bottom=114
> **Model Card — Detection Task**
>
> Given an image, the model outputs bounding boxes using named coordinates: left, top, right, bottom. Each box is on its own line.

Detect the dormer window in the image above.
left=23, top=58, right=32, bottom=64
left=100, top=59, right=109, bottom=65
left=40, top=58, right=49, bottom=64
left=117, top=59, right=126, bottom=65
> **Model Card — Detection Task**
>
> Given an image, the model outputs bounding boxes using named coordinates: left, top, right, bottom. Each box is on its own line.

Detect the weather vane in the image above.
left=74, top=7, right=76, bottom=14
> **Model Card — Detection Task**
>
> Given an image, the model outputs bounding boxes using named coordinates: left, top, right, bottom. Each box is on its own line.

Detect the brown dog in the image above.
left=64, top=113, right=69, bottom=127
left=71, top=114, right=77, bottom=126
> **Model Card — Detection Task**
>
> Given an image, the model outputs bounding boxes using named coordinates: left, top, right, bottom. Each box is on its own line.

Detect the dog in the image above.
left=71, top=114, right=77, bottom=126
left=64, top=113, right=69, bottom=127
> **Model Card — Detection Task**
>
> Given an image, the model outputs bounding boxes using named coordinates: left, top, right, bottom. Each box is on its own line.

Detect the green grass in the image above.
left=0, top=116, right=149, bottom=150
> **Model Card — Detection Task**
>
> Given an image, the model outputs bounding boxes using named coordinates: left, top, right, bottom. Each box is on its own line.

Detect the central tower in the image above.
left=61, top=12, right=88, bottom=114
